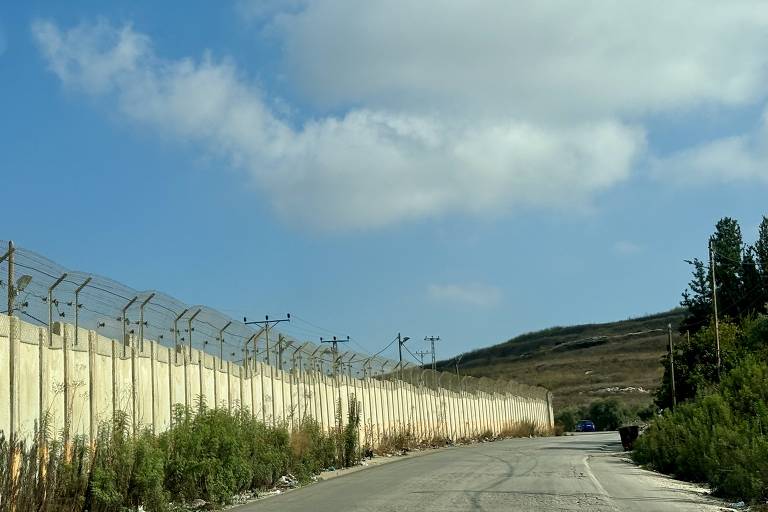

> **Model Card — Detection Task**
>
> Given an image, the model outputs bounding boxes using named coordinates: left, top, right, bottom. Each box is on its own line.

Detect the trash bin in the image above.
left=618, top=425, right=639, bottom=451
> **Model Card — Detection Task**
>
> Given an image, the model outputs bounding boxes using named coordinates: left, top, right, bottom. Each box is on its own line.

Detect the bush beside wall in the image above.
left=632, top=357, right=768, bottom=502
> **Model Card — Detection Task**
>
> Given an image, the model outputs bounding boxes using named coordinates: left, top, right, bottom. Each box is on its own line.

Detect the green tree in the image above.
left=554, top=408, right=580, bottom=431
left=681, top=217, right=747, bottom=335
left=754, top=216, right=768, bottom=311
left=740, top=248, right=764, bottom=316
left=680, top=258, right=711, bottom=334
left=711, top=217, right=744, bottom=319
left=656, top=321, right=740, bottom=408
left=587, top=399, right=627, bottom=431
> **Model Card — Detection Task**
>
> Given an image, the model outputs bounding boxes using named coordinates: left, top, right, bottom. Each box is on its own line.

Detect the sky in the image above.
left=1, top=1, right=768, bottom=363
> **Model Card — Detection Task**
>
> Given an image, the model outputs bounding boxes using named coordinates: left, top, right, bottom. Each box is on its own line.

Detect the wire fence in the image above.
left=0, top=240, right=548, bottom=399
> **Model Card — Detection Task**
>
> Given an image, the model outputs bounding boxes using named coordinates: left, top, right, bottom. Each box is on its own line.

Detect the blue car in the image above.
left=575, top=420, right=596, bottom=432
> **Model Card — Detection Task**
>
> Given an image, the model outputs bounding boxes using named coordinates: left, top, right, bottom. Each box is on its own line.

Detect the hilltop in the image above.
left=437, top=309, right=686, bottom=410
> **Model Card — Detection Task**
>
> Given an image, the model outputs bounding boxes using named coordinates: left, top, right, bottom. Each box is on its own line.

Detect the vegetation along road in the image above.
left=238, top=433, right=726, bottom=512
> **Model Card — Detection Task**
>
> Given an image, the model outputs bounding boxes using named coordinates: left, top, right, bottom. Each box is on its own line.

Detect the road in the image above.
left=236, top=432, right=727, bottom=512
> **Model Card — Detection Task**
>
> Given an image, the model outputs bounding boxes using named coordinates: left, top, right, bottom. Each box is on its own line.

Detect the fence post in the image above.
left=250, top=357, right=256, bottom=419
left=149, top=340, right=156, bottom=434
left=88, top=330, right=97, bottom=443
left=227, top=360, right=232, bottom=413
left=213, top=352, right=219, bottom=410
left=238, top=360, right=244, bottom=413
left=38, top=320, right=48, bottom=441
left=187, top=309, right=202, bottom=410
left=546, top=391, right=554, bottom=429
left=200, top=351, right=208, bottom=411
left=260, top=359, right=267, bottom=424
left=111, top=338, right=117, bottom=424
left=168, top=346, right=174, bottom=426
left=9, top=316, right=19, bottom=438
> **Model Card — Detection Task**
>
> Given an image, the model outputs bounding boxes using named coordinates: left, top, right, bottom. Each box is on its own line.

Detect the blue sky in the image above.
left=2, top=1, right=768, bottom=363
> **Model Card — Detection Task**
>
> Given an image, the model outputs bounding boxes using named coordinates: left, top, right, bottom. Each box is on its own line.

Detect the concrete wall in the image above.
left=0, top=315, right=552, bottom=444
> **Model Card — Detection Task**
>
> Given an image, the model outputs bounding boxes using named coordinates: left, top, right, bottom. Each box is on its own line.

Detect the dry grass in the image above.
left=442, top=309, right=685, bottom=410
left=374, top=429, right=417, bottom=455
left=499, top=421, right=553, bottom=438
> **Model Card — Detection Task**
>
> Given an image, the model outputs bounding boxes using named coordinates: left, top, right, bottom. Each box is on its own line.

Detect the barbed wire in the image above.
left=0, top=240, right=548, bottom=398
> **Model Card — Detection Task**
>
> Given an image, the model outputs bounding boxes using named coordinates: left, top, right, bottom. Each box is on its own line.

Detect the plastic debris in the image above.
left=278, top=473, right=299, bottom=489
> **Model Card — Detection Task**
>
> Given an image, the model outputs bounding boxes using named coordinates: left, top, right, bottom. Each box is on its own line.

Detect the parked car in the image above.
left=575, top=420, right=596, bottom=432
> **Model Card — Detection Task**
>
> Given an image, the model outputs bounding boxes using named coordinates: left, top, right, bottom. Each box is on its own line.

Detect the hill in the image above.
left=437, top=309, right=686, bottom=410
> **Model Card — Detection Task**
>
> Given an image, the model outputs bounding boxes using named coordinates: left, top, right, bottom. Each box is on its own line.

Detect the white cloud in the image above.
left=32, top=19, right=150, bottom=95
left=269, top=1, right=768, bottom=120
left=651, top=108, right=768, bottom=183
left=427, top=283, right=502, bottom=307
left=32, top=2, right=768, bottom=230
left=32, top=18, right=647, bottom=230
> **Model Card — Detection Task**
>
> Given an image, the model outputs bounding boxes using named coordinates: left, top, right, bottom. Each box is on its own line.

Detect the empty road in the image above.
left=237, top=432, right=727, bottom=512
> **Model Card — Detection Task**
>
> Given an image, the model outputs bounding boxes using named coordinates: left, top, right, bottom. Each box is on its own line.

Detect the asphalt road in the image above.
left=236, top=432, right=726, bottom=512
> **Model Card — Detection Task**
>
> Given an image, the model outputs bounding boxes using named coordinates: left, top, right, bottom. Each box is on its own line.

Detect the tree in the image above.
left=755, top=216, right=768, bottom=275
left=710, top=217, right=744, bottom=320
left=680, top=258, right=711, bottom=334
left=740, top=248, right=764, bottom=316
left=656, top=321, right=741, bottom=408
left=587, top=399, right=626, bottom=431
left=680, top=217, right=746, bottom=335
left=754, top=216, right=768, bottom=311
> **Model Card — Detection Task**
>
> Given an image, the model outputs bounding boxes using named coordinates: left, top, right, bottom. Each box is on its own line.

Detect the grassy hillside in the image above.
left=438, top=309, right=686, bottom=410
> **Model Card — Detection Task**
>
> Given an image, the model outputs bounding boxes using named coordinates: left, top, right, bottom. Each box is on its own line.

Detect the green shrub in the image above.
left=633, top=357, right=768, bottom=503
left=290, top=417, right=336, bottom=479
left=1, top=404, right=377, bottom=510
left=588, top=399, right=627, bottom=431
left=339, top=398, right=361, bottom=468
left=89, top=412, right=168, bottom=512
left=556, top=399, right=638, bottom=432
left=160, top=406, right=263, bottom=505
left=555, top=408, right=579, bottom=432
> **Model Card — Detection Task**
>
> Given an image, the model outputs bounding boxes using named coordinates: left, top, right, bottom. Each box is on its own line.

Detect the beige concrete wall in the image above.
left=0, top=315, right=552, bottom=444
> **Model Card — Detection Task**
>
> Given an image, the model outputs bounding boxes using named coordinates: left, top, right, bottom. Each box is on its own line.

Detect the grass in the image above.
left=1, top=397, right=555, bottom=510
left=0, top=405, right=361, bottom=511
left=499, top=421, right=553, bottom=438
left=437, top=308, right=686, bottom=410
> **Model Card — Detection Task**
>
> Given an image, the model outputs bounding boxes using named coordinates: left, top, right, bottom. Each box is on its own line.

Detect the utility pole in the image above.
left=455, top=354, right=464, bottom=379
left=415, top=350, right=431, bottom=366
left=5, top=241, right=14, bottom=316
left=397, top=333, right=411, bottom=379
left=277, top=334, right=285, bottom=369
left=320, top=335, right=349, bottom=376
left=425, top=336, right=440, bottom=371
left=244, top=314, right=291, bottom=367
left=245, top=315, right=290, bottom=426
left=668, top=323, right=676, bottom=409
left=709, top=239, right=721, bottom=380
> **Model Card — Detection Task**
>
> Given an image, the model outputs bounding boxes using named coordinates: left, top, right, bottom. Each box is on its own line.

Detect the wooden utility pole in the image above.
left=668, top=323, right=676, bottom=409
left=709, top=239, right=721, bottom=379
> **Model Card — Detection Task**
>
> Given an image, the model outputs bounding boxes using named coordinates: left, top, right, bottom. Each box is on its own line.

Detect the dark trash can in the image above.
left=618, top=425, right=639, bottom=451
